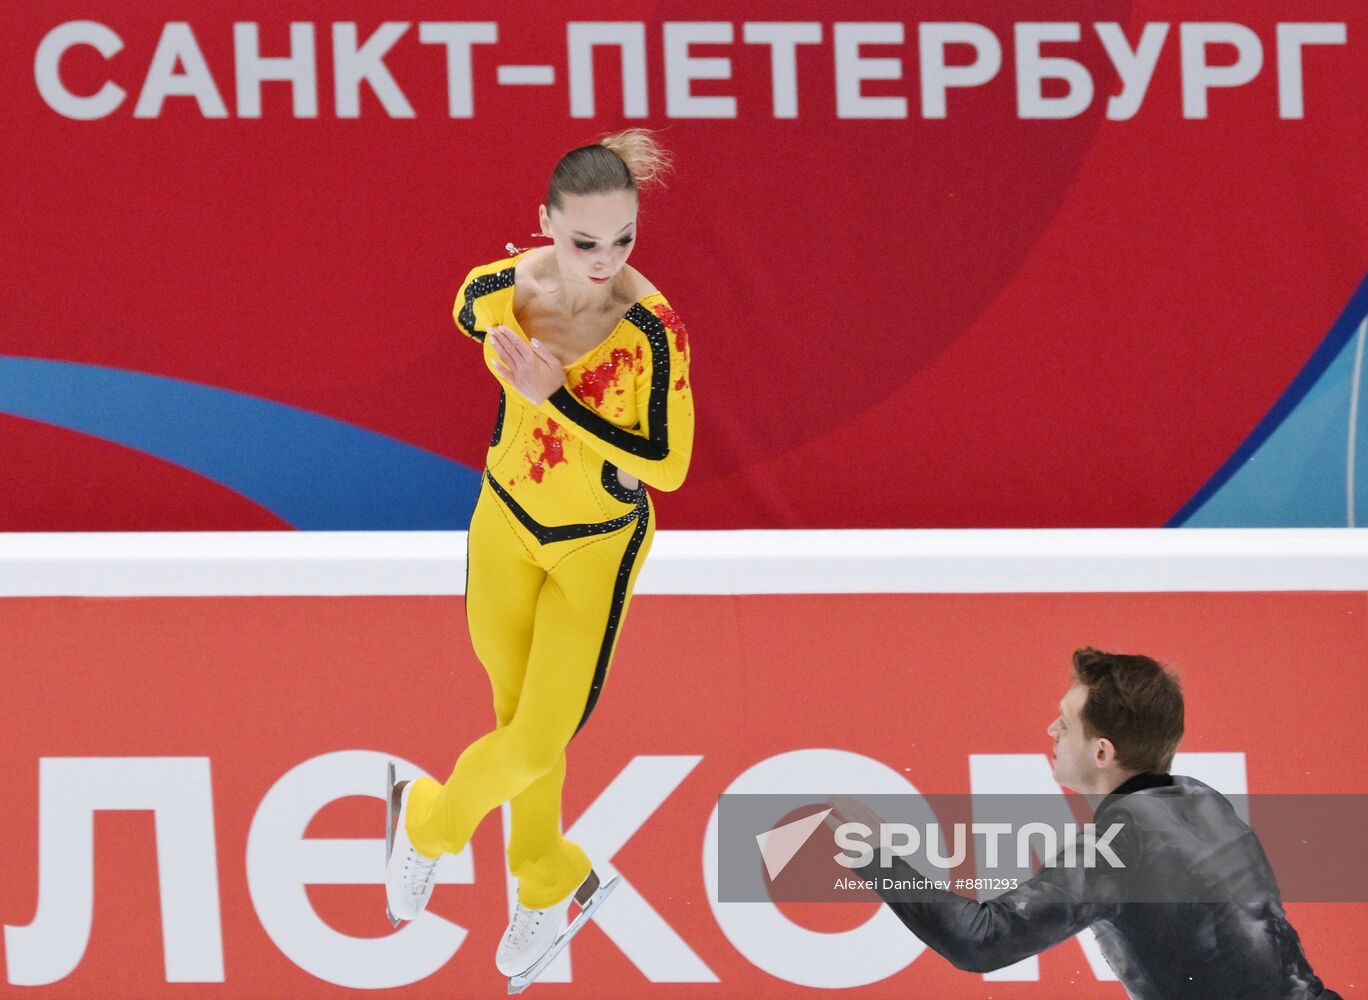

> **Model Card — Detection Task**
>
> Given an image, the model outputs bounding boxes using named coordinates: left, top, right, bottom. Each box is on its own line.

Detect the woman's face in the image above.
left=539, top=189, right=638, bottom=289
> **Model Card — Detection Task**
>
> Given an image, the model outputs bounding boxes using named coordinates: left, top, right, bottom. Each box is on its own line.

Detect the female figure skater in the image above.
left=385, top=129, right=694, bottom=985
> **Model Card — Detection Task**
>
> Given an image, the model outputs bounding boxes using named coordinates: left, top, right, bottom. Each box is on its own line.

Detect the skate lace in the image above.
left=403, top=849, right=438, bottom=901
left=504, top=902, right=544, bottom=952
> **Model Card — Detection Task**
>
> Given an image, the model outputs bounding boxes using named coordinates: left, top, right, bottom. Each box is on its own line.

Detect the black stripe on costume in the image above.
left=548, top=302, right=671, bottom=459
left=574, top=498, right=651, bottom=738
left=489, top=390, right=506, bottom=447
left=485, top=472, right=643, bottom=544
left=462, top=522, right=473, bottom=639
left=601, top=461, right=647, bottom=505
left=457, top=266, right=516, bottom=342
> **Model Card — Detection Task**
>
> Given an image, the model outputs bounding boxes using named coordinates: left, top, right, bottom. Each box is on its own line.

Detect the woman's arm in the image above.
left=488, top=302, right=695, bottom=492
left=538, top=305, right=694, bottom=492
left=452, top=264, right=516, bottom=344
left=540, top=306, right=693, bottom=491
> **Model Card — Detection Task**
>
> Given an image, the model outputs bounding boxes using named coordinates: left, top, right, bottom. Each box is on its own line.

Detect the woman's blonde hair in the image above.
left=546, top=129, right=673, bottom=211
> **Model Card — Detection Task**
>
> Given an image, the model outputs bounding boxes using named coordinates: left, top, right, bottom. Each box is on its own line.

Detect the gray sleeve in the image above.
left=859, top=829, right=1130, bottom=973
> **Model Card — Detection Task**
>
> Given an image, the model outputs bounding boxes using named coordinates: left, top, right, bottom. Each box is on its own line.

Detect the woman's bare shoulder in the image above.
left=511, top=246, right=555, bottom=312
left=623, top=264, right=659, bottom=299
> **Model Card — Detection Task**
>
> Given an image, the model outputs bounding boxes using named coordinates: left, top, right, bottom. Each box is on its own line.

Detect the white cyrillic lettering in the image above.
left=1180, top=23, right=1263, bottom=119
left=664, top=22, right=735, bottom=119
left=567, top=22, right=648, bottom=119
left=742, top=22, right=822, bottom=119
left=1095, top=22, right=1169, bottom=121
left=134, top=23, right=228, bottom=119
left=33, top=21, right=127, bottom=120
left=497, top=65, right=555, bottom=86
left=834, top=22, right=907, bottom=120
left=506, top=756, right=714, bottom=984
left=1016, top=23, right=1094, bottom=119
left=705, top=749, right=929, bottom=988
left=4, top=758, right=222, bottom=986
left=418, top=23, right=497, bottom=118
left=1172, top=751, right=1248, bottom=819
left=1276, top=23, right=1347, bottom=119
left=919, top=22, right=1002, bottom=119
left=334, top=22, right=415, bottom=119
left=234, top=22, right=318, bottom=118
left=247, top=751, right=470, bottom=989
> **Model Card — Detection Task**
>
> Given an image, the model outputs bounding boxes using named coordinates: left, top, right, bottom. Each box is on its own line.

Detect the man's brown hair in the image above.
left=1072, top=647, right=1185, bottom=773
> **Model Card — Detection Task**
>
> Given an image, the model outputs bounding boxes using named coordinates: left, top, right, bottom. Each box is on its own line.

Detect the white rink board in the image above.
left=3, top=529, right=1368, bottom=596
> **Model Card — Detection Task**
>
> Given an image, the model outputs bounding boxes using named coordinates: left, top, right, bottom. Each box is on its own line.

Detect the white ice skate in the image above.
left=501, top=868, right=621, bottom=995
left=384, top=761, right=440, bottom=926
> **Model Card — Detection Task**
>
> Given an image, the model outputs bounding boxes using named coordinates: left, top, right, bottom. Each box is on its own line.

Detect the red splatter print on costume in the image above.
left=651, top=303, right=689, bottom=361
left=524, top=418, right=567, bottom=484
left=652, top=303, right=690, bottom=391
left=573, top=348, right=638, bottom=409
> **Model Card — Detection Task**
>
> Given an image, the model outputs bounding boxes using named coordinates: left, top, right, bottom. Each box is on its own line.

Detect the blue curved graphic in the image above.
left=0, top=356, right=482, bottom=529
left=1171, top=272, right=1368, bottom=527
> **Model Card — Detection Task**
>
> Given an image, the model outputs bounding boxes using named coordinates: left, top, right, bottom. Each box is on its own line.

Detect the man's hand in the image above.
left=825, top=795, right=889, bottom=833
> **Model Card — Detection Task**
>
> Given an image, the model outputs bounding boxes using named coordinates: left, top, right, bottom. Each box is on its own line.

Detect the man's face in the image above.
left=1046, top=682, right=1096, bottom=792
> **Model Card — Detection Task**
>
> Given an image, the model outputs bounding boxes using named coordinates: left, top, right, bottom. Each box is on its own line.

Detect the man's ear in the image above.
left=1094, top=738, right=1118, bottom=769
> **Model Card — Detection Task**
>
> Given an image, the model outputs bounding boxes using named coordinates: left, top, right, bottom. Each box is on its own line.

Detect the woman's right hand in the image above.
left=488, top=325, right=566, bottom=406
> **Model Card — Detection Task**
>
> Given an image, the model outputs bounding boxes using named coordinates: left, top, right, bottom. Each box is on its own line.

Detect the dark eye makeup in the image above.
left=574, top=236, right=634, bottom=251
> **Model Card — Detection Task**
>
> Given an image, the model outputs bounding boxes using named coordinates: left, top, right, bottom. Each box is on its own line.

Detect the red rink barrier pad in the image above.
left=2, top=592, right=1365, bottom=997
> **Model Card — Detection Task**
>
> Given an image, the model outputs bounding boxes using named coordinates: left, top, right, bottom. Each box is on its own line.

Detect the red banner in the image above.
left=3, top=3, right=1366, bottom=529
left=3, top=589, right=1363, bottom=995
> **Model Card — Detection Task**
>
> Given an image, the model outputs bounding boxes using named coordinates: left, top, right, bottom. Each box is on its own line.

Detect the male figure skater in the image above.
left=829, top=648, right=1339, bottom=999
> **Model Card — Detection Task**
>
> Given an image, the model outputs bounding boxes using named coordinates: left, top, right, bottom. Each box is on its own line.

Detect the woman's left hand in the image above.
left=488, top=325, right=566, bottom=405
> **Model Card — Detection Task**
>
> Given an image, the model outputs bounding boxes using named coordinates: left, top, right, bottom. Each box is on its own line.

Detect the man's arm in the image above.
left=861, top=852, right=1120, bottom=973
left=831, top=796, right=1126, bottom=973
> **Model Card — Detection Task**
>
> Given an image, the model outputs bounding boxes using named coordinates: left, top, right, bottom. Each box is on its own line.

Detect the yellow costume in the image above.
left=406, top=251, right=694, bottom=908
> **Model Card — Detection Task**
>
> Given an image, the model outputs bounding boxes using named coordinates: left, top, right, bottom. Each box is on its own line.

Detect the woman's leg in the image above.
left=408, top=500, right=654, bottom=908
left=406, top=485, right=544, bottom=858
left=505, top=506, right=655, bottom=908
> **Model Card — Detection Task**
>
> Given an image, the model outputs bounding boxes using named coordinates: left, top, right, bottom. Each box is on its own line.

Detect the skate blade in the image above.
left=506, top=876, right=621, bottom=995
left=384, top=761, right=402, bottom=928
